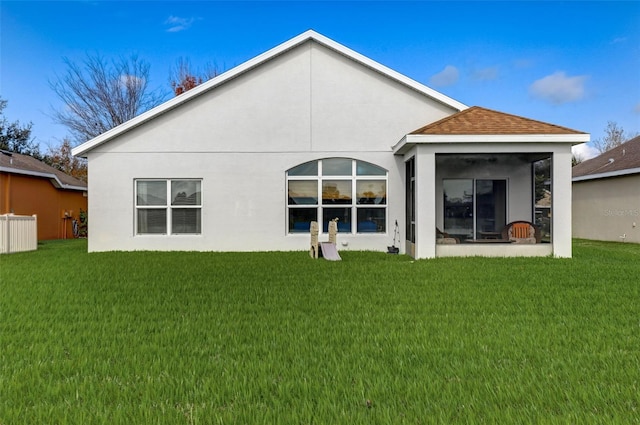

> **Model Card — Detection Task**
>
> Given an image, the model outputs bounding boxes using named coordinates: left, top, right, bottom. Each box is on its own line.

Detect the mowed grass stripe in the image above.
left=1, top=239, right=639, bottom=424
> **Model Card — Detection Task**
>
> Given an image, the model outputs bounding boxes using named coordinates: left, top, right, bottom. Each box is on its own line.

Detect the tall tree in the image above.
left=50, top=54, right=164, bottom=143
left=592, top=121, right=639, bottom=154
left=170, top=57, right=220, bottom=96
left=0, top=97, right=42, bottom=158
left=46, top=138, right=88, bottom=181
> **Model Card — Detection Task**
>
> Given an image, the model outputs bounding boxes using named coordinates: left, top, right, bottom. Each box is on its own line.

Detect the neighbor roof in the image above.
left=572, top=135, right=640, bottom=181
left=411, top=106, right=587, bottom=135
left=72, top=30, right=467, bottom=158
left=0, top=150, right=87, bottom=190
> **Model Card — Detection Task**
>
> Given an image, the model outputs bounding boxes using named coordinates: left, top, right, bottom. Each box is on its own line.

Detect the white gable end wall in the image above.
left=86, top=41, right=459, bottom=252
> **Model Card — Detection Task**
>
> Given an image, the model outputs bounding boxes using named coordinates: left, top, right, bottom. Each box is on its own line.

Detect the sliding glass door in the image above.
left=443, top=179, right=507, bottom=241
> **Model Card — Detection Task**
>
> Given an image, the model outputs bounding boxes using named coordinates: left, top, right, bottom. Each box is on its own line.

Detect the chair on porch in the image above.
left=501, top=221, right=540, bottom=244
left=436, top=228, right=459, bottom=244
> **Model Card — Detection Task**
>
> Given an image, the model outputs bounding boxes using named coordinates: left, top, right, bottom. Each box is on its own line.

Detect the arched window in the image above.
left=287, top=158, right=387, bottom=234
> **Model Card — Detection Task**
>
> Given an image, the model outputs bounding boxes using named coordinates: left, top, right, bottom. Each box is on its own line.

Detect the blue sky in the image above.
left=1, top=1, right=639, bottom=159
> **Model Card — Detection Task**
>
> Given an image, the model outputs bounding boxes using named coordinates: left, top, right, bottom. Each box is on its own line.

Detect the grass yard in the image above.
left=1, top=239, right=639, bottom=424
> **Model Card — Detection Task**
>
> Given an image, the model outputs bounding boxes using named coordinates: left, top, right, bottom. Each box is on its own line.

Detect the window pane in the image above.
left=137, top=181, right=167, bottom=206
left=322, top=158, right=352, bottom=176
left=356, top=180, right=386, bottom=205
left=356, top=161, right=386, bottom=176
left=288, top=161, right=318, bottom=176
left=172, top=208, right=201, bottom=234
left=323, top=208, right=351, bottom=233
left=322, top=180, right=352, bottom=204
left=357, top=208, right=385, bottom=233
left=172, top=181, right=201, bottom=206
left=289, top=208, right=317, bottom=233
left=288, top=181, right=318, bottom=205
left=137, top=209, right=167, bottom=234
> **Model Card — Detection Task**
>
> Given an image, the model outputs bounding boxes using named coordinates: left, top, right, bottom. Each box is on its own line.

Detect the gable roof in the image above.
left=72, top=30, right=467, bottom=158
left=572, top=135, right=640, bottom=181
left=0, top=150, right=87, bottom=190
left=411, top=106, right=587, bottom=135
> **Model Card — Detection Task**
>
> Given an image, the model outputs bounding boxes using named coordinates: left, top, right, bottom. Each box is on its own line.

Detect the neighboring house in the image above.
left=0, top=150, right=88, bottom=240
left=572, top=136, right=640, bottom=244
left=72, top=31, right=588, bottom=258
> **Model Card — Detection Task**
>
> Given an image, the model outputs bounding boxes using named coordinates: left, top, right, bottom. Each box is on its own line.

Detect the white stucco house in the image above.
left=72, top=30, right=589, bottom=258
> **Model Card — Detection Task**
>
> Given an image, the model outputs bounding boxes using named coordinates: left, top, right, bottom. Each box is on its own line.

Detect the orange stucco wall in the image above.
left=0, top=172, right=88, bottom=240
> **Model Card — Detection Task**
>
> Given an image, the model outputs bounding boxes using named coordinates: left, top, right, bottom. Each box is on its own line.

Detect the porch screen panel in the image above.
left=443, top=179, right=473, bottom=241
left=475, top=180, right=506, bottom=238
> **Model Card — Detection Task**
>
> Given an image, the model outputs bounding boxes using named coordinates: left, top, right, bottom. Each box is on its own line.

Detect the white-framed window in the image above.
left=287, top=158, right=387, bottom=234
left=135, top=179, right=202, bottom=235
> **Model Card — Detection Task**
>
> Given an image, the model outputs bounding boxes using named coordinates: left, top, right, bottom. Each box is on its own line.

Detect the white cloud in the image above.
left=529, top=71, right=588, bottom=104
left=165, top=15, right=196, bottom=32
left=634, top=103, right=640, bottom=114
left=572, top=143, right=599, bottom=161
left=472, top=66, right=499, bottom=81
left=429, top=65, right=459, bottom=87
left=611, top=37, right=627, bottom=44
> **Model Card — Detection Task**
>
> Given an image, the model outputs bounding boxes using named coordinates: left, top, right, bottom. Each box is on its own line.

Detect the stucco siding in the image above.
left=85, top=40, right=459, bottom=252
left=93, top=41, right=456, bottom=156
left=86, top=150, right=404, bottom=252
left=573, top=174, right=640, bottom=243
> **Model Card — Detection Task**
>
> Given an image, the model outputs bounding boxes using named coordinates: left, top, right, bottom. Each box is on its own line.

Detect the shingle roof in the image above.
left=572, top=135, right=640, bottom=179
left=0, top=150, right=87, bottom=190
left=411, top=106, right=587, bottom=135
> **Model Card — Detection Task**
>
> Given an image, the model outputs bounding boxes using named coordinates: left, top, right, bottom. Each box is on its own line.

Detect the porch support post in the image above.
left=415, top=148, right=436, bottom=259
left=552, top=147, right=573, bottom=258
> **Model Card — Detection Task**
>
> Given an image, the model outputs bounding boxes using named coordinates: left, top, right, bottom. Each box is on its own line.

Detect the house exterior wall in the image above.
left=572, top=174, right=640, bottom=244
left=85, top=41, right=457, bottom=252
left=0, top=172, right=87, bottom=240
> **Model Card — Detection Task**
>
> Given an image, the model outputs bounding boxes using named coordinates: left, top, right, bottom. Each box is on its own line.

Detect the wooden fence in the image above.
left=0, top=214, right=37, bottom=254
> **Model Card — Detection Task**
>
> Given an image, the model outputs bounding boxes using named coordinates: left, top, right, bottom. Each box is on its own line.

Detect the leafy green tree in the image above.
left=0, top=97, right=42, bottom=158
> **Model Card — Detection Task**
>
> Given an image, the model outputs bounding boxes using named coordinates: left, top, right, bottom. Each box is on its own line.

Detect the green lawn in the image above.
left=1, top=239, right=639, bottom=424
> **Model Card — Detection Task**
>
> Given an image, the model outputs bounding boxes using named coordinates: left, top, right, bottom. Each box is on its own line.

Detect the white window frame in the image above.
left=286, top=159, right=387, bottom=235
left=134, top=179, right=202, bottom=236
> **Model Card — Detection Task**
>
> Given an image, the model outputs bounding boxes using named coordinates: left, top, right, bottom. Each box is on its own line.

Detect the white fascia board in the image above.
left=572, top=167, right=640, bottom=182
left=393, top=133, right=589, bottom=155
left=0, top=166, right=87, bottom=191
left=391, top=136, right=409, bottom=155
left=400, top=133, right=589, bottom=144
left=72, top=30, right=467, bottom=158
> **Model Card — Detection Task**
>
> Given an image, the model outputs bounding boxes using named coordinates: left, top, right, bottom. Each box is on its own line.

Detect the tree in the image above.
left=572, top=153, right=584, bottom=166
left=0, top=97, right=42, bottom=158
left=170, top=57, right=220, bottom=96
left=46, top=138, right=88, bottom=182
left=592, top=121, right=639, bottom=154
left=50, top=54, right=165, bottom=143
